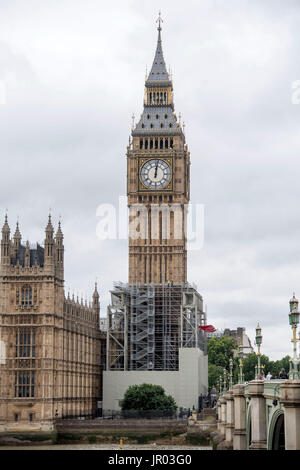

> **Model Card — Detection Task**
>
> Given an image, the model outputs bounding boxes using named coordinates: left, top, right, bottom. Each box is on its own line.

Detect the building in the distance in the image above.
left=0, top=215, right=101, bottom=432
left=206, top=327, right=254, bottom=356
left=223, top=327, right=254, bottom=356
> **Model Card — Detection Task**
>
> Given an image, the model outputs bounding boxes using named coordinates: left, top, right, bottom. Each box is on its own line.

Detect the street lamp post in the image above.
left=255, top=323, right=263, bottom=380
left=238, top=345, right=244, bottom=384
left=229, top=358, right=233, bottom=390
left=223, top=368, right=227, bottom=393
left=219, top=375, right=222, bottom=395
left=288, top=293, right=300, bottom=380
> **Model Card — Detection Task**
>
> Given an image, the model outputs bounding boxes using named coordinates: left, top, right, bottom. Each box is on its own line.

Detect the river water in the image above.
left=0, top=444, right=212, bottom=451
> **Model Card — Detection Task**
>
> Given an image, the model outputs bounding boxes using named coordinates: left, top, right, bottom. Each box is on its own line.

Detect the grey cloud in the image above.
left=0, top=0, right=299, bottom=359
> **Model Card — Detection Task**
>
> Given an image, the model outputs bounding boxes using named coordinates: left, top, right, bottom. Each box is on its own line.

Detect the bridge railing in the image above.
left=215, top=379, right=300, bottom=451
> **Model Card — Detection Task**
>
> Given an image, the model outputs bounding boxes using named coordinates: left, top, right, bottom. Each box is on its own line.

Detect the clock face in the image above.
left=140, top=159, right=171, bottom=190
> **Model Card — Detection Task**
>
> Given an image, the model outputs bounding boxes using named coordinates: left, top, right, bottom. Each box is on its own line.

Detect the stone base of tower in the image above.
left=103, top=348, right=208, bottom=411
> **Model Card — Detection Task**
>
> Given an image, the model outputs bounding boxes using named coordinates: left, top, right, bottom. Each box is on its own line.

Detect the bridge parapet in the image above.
left=233, top=384, right=246, bottom=450
left=263, top=380, right=282, bottom=400
left=215, top=379, right=300, bottom=450
left=280, top=380, right=300, bottom=450
left=248, top=380, right=267, bottom=450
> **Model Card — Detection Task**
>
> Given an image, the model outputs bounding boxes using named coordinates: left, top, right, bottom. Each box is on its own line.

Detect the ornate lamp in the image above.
left=219, top=375, right=222, bottom=394
left=223, top=368, right=227, bottom=393
left=229, top=358, right=233, bottom=390
left=288, top=293, right=300, bottom=379
left=255, top=323, right=263, bottom=380
left=238, top=345, right=244, bottom=384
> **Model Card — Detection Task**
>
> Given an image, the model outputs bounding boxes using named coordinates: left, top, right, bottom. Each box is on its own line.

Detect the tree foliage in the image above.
left=207, top=336, right=237, bottom=368
left=207, top=335, right=291, bottom=388
left=242, top=353, right=267, bottom=381
left=268, top=355, right=291, bottom=377
left=208, top=364, right=225, bottom=390
left=121, top=383, right=177, bottom=414
left=207, top=336, right=237, bottom=389
left=242, top=353, right=291, bottom=381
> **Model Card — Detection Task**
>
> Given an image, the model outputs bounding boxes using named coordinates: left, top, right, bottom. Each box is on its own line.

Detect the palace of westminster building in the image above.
left=0, top=216, right=102, bottom=430
left=0, top=17, right=208, bottom=431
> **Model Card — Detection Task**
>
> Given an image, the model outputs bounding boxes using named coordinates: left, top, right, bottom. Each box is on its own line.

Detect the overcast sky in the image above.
left=1, top=0, right=300, bottom=360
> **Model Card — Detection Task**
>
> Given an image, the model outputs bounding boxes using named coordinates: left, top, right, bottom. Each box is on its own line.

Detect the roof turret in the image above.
left=45, top=214, right=54, bottom=238
left=2, top=214, right=10, bottom=234
left=14, top=221, right=22, bottom=243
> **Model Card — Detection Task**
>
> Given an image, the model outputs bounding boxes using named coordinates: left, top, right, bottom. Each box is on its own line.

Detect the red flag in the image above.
left=199, top=325, right=216, bottom=333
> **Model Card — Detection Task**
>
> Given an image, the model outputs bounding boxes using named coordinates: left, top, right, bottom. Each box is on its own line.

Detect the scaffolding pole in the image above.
left=106, top=282, right=207, bottom=372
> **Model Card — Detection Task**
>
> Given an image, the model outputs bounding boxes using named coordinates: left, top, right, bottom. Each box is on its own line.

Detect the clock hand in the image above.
left=154, top=160, right=158, bottom=179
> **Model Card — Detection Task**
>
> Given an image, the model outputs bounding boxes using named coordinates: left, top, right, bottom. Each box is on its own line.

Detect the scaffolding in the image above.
left=106, top=283, right=130, bottom=371
left=106, top=282, right=207, bottom=372
left=130, top=285, right=155, bottom=370
left=181, top=288, right=207, bottom=352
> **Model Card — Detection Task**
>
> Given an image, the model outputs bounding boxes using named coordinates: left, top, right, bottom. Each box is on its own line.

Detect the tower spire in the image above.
left=157, top=10, right=163, bottom=36
left=44, top=213, right=54, bottom=270
left=55, top=218, right=64, bottom=279
left=2, top=212, right=10, bottom=234
left=13, top=219, right=22, bottom=253
left=146, top=12, right=169, bottom=84
left=45, top=213, right=54, bottom=235
left=93, top=280, right=100, bottom=322
left=1, top=212, right=11, bottom=266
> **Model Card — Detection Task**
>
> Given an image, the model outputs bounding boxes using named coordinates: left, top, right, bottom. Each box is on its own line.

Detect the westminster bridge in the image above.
left=215, top=379, right=300, bottom=450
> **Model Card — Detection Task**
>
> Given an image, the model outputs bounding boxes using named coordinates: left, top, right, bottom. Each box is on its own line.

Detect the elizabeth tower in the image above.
left=127, top=16, right=190, bottom=285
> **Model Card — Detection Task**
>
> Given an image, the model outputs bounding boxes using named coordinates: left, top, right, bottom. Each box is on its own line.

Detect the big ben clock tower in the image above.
left=105, top=16, right=208, bottom=403
left=127, top=14, right=190, bottom=285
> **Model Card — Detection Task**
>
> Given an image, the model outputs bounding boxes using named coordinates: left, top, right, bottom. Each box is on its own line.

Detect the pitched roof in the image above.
left=11, top=243, right=44, bottom=267
left=132, top=105, right=181, bottom=136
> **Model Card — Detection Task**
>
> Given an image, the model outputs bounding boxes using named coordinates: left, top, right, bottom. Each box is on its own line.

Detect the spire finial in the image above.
left=93, top=278, right=100, bottom=305
left=2, top=210, right=10, bottom=234
left=14, top=218, right=21, bottom=241
left=48, top=211, right=52, bottom=225
left=131, top=113, right=135, bottom=130
left=46, top=211, right=54, bottom=234
left=156, top=10, right=163, bottom=33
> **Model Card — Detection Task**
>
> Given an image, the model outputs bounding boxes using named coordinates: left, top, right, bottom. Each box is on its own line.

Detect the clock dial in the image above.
left=141, top=159, right=171, bottom=190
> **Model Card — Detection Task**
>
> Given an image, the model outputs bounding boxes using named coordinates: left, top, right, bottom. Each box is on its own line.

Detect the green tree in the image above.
left=207, top=336, right=291, bottom=385
left=207, top=336, right=237, bottom=368
left=208, top=364, right=224, bottom=390
left=242, top=353, right=270, bottom=381
left=267, top=355, right=291, bottom=377
left=121, top=383, right=177, bottom=416
left=280, top=355, right=291, bottom=373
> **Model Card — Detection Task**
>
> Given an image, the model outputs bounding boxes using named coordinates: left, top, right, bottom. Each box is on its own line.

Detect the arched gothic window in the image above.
left=22, top=285, right=32, bottom=307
